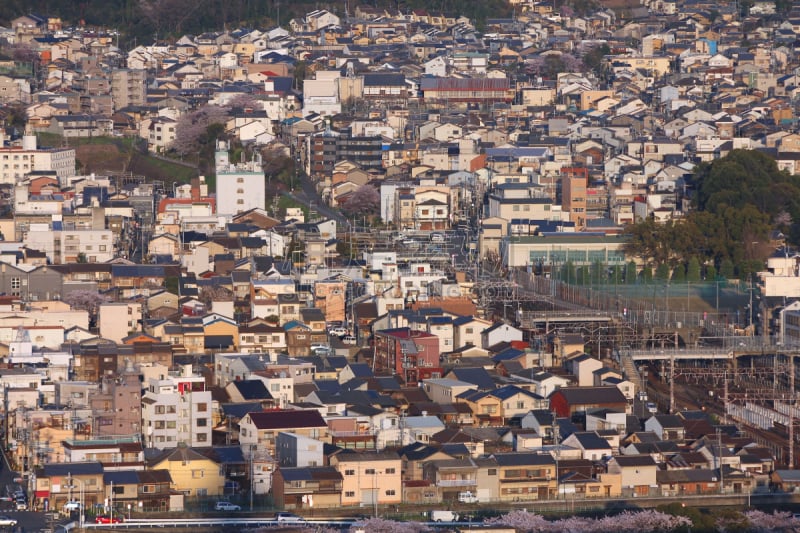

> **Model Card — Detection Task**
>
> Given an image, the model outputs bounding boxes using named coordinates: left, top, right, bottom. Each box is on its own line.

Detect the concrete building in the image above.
left=0, top=135, right=75, bottom=184
left=141, top=364, right=213, bottom=449
left=24, top=226, right=114, bottom=264
left=111, top=68, right=147, bottom=111
left=214, top=141, right=265, bottom=215
left=98, top=302, right=142, bottom=343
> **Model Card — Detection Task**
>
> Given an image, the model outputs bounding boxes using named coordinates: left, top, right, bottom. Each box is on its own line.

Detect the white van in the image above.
left=430, top=510, right=459, bottom=522
left=458, top=491, right=478, bottom=503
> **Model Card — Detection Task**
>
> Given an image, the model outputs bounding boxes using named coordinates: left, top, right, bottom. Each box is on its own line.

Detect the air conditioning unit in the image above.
left=546, top=474, right=552, bottom=480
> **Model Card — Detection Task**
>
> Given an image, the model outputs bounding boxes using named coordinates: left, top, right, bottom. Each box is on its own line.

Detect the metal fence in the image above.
left=514, top=271, right=753, bottom=330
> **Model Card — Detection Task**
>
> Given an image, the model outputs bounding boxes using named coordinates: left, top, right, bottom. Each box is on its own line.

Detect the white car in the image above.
left=214, top=501, right=241, bottom=511
left=328, top=327, right=347, bottom=337
left=275, top=512, right=303, bottom=522
left=63, top=501, right=82, bottom=512
left=341, top=335, right=357, bottom=345
left=0, top=516, right=17, bottom=527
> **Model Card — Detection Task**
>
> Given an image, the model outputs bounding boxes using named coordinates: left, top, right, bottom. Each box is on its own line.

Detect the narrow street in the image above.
left=0, top=450, right=46, bottom=533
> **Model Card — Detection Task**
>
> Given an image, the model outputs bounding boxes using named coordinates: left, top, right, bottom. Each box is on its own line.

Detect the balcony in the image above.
left=437, top=479, right=477, bottom=487
left=329, top=429, right=377, bottom=437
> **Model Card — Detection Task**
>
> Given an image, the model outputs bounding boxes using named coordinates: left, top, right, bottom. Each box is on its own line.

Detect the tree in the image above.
left=720, top=258, right=735, bottom=280
left=687, top=257, right=701, bottom=282
left=341, top=185, right=380, bottom=217
left=625, top=261, right=638, bottom=285
left=706, top=263, right=717, bottom=281
left=351, top=518, right=430, bottom=533
left=172, top=105, right=230, bottom=156
left=63, top=290, right=110, bottom=323
left=485, top=509, right=692, bottom=532
left=655, top=263, right=670, bottom=281
left=671, top=264, right=686, bottom=282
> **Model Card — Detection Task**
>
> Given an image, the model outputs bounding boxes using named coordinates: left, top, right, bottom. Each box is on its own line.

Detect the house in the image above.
left=561, top=431, right=613, bottom=461
left=103, top=470, right=177, bottom=513
left=34, top=461, right=105, bottom=510
left=491, top=452, right=557, bottom=501
left=481, top=323, right=523, bottom=349
left=146, top=446, right=225, bottom=497
left=239, top=409, right=329, bottom=455
left=566, top=354, right=602, bottom=387
left=330, top=452, right=402, bottom=507
left=550, top=386, right=629, bottom=418
left=645, top=415, right=687, bottom=441
left=272, top=466, right=343, bottom=509
left=606, top=455, right=659, bottom=497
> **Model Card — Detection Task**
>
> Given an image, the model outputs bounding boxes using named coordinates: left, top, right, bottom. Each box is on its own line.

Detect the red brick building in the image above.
left=373, top=327, right=441, bottom=385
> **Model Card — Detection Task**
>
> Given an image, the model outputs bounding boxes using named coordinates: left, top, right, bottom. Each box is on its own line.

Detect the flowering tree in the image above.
left=63, top=290, right=111, bottom=318
left=486, top=509, right=692, bottom=532
left=350, top=518, right=430, bottom=533
left=341, top=185, right=380, bottom=217
left=743, top=509, right=800, bottom=532
left=172, top=105, right=230, bottom=156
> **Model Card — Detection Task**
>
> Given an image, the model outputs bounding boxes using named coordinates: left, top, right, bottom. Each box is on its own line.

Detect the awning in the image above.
left=35, top=490, right=49, bottom=498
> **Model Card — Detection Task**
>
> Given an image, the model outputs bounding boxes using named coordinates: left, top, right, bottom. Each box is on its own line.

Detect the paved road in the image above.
left=0, top=449, right=47, bottom=533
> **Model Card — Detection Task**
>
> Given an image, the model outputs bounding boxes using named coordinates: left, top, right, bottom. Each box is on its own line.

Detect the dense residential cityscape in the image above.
left=4, top=0, right=800, bottom=530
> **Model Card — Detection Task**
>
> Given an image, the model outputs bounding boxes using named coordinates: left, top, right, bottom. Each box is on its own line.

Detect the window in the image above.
left=196, top=418, right=208, bottom=427
left=192, top=470, right=205, bottom=479
left=385, top=468, right=396, bottom=474
left=197, top=433, right=208, bottom=442
left=197, top=403, right=208, bottom=412
left=155, top=405, right=165, bottom=414
left=365, top=468, right=376, bottom=475
left=385, top=489, right=396, bottom=496
left=141, top=485, right=155, bottom=494
left=10, top=277, right=20, bottom=289
left=487, top=469, right=497, bottom=476
left=345, top=491, right=355, bottom=497
left=344, top=469, right=355, bottom=476
left=113, top=485, right=124, bottom=495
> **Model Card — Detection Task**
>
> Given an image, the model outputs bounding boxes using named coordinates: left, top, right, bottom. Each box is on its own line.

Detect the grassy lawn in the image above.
left=277, top=194, right=309, bottom=218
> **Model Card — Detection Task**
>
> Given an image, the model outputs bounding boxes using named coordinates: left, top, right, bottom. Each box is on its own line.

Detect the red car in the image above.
left=95, top=516, right=123, bottom=524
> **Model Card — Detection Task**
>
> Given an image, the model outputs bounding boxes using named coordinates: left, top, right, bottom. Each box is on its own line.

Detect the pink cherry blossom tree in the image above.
left=743, top=509, right=800, bottom=532
left=350, top=517, right=430, bottom=533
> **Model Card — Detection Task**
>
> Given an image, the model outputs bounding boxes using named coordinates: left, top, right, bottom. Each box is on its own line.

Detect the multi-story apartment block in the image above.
left=214, top=142, right=265, bottom=215
left=0, top=135, right=75, bottom=184
left=98, top=302, right=142, bottom=344
left=141, top=365, right=213, bottom=449
left=24, top=227, right=114, bottom=264
left=90, top=364, right=142, bottom=437
left=111, top=68, right=147, bottom=111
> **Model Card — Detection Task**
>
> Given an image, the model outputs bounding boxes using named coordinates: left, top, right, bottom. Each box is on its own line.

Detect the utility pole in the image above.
left=791, top=354, right=796, bottom=469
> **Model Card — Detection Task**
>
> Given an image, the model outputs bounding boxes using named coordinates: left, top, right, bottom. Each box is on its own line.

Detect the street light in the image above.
left=66, top=473, right=84, bottom=528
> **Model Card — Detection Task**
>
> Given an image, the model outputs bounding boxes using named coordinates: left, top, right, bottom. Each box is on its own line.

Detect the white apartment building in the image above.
left=141, top=365, right=213, bottom=449
left=214, top=142, right=265, bottom=215
left=0, top=135, right=75, bottom=184
left=24, top=225, right=114, bottom=264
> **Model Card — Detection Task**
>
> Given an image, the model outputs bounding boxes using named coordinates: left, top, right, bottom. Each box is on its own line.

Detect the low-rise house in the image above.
left=330, top=452, right=402, bottom=508
left=146, top=446, right=225, bottom=497
left=239, top=409, right=329, bottom=456
left=606, top=455, right=659, bottom=497
left=272, top=466, right=343, bottom=510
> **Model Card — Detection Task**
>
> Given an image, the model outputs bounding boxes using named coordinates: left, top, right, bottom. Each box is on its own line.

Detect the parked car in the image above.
left=214, top=501, right=241, bottom=511
left=328, top=327, right=347, bottom=337
left=646, top=402, right=658, bottom=414
left=341, top=335, right=357, bottom=345
left=14, top=499, right=26, bottom=511
left=458, top=491, right=478, bottom=503
left=430, top=232, right=445, bottom=243
left=0, top=516, right=17, bottom=527
left=95, top=515, right=123, bottom=524
left=275, top=512, right=303, bottom=522
left=63, top=501, right=82, bottom=512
